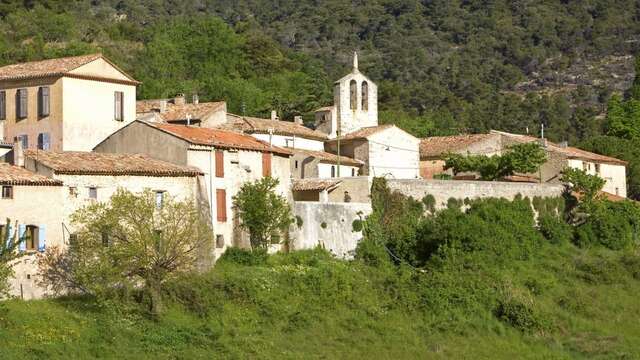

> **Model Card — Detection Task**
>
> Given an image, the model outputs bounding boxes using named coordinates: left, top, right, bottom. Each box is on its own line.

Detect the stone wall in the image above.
left=386, top=179, right=564, bottom=209
left=291, top=201, right=372, bottom=259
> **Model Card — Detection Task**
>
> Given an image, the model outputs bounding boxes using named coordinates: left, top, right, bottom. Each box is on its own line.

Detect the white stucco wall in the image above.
left=291, top=201, right=372, bottom=259
left=567, top=159, right=627, bottom=197
left=335, top=71, right=378, bottom=135
left=367, top=127, right=420, bottom=179
left=61, top=77, right=136, bottom=151
left=1, top=185, right=65, bottom=300
left=317, top=163, right=359, bottom=178
left=250, top=133, right=324, bottom=151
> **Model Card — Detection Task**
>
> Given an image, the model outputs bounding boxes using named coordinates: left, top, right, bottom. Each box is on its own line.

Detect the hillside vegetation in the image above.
left=2, top=182, right=640, bottom=359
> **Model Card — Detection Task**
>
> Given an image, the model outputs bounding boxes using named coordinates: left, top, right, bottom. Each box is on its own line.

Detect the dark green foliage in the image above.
left=495, top=291, right=550, bottom=333
left=422, top=194, right=436, bottom=213
left=538, top=214, right=573, bottom=244
left=351, top=219, right=363, bottom=233
left=446, top=197, right=463, bottom=210
left=295, top=216, right=303, bottom=228
left=218, top=247, right=268, bottom=266
left=574, top=200, right=640, bottom=250
left=562, top=168, right=606, bottom=203
left=432, top=173, right=453, bottom=180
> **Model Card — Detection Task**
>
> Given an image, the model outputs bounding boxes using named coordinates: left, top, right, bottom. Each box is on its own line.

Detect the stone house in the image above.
left=136, top=95, right=227, bottom=127
left=325, top=124, right=420, bottom=179
left=92, top=120, right=292, bottom=255
left=0, top=162, right=64, bottom=299
left=419, top=130, right=628, bottom=197
left=0, top=54, right=138, bottom=151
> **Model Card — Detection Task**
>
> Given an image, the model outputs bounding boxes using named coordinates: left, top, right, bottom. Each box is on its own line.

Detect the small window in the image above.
left=215, top=150, right=224, bottom=178
left=88, top=187, right=97, bottom=199
left=2, top=185, right=13, bottom=199
left=114, top=91, right=124, bottom=121
left=25, top=225, right=39, bottom=251
left=595, top=163, right=601, bottom=174
left=216, top=234, right=225, bottom=248
left=16, top=88, right=27, bottom=119
left=0, top=90, right=6, bottom=120
left=216, top=189, right=227, bottom=222
left=349, top=80, right=357, bottom=110
left=37, top=133, right=50, bottom=150
left=295, top=160, right=299, bottom=169
left=331, top=165, right=336, bottom=178
left=38, top=86, right=50, bottom=117
left=351, top=168, right=356, bottom=177
left=155, top=191, right=165, bottom=208
left=69, top=186, right=78, bottom=197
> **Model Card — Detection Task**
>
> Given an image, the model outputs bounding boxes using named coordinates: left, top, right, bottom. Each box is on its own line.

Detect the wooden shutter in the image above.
left=262, top=152, right=272, bottom=177
left=0, top=91, right=5, bottom=120
left=17, top=89, right=27, bottom=119
left=38, top=87, right=50, bottom=117
left=215, top=150, right=224, bottom=178
left=38, top=225, right=46, bottom=252
left=216, top=189, right=227, bottom=222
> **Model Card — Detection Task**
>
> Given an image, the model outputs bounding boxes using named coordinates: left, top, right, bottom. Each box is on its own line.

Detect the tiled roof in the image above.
left=0, top=163, right=62, bottom=186
left=493, top=131, right=628, bottom=166
left=292, top=178, right=342, bottom=191
left=24, top=150, right=202, bottom=177
left=327, top=124, right=395, bottom=142
left=225, top=113, right=329, bottom=141
left=315, top=106, right=334, bottom=112
left=419, top=134, right=498, bottom=159
left=149, top=122, right=292, bottom=156
left=291, top=149, right=363, bottom=167
left=0, top=141, right=12, bottom=148
left=0, top=54, right=137, bottom=83
left=136, top=99, right=226, bottom=122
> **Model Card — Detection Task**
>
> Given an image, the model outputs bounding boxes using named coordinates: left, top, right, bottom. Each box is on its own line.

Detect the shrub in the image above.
left=574, top=201, right=637, bottom=250
left=422, top=194, right=436, bottom=213
left=538, top=214, right=572, bottom=244
left=352, top=219, right=363, bottom=232
left=295, top=216, right=303, bottom=228
left=218, top=247, right=268, bottom=266
left=495, top=289, right=550, bottom=332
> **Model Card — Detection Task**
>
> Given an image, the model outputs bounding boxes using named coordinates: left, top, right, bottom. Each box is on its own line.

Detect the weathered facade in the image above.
left=0, top=54, right=138, bottom=151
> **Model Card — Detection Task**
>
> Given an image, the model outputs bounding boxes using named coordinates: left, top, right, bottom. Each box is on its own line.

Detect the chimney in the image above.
left=271, top=110, right=279, bottom=121
left=174, top=93, right=186, bottom=106
left=159, top=100, right=167, bottom=113
left=558, top=141, right=568, bottom=148
left=539, top=138, right=548, bottom=148
left=294, top=115, right=303, bottom=125
left=192, top=94, right=199, bottom=105
left=12, top=138, right=24, bottom=167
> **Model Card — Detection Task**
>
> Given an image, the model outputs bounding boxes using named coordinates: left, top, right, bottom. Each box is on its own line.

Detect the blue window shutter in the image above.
left=38, top=225, right=46, bottom=252
left=18, top=225, right=26, bottom=252
left=43, top=133, right=50, bottom=150
left=5, top=223, right=13, bottom=248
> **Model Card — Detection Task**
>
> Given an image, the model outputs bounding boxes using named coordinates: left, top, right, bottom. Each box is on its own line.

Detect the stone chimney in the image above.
left=192, top=94, right=199, bottom=105
left=271, top=110, right=279, bottom=121
left=558, top=140, right=568, bottom=148
left=159, top=100, right=167, bottom=113
left=174, top=93, right=186, bottom=106
left=12, top=138, right=24, bottom=167
left=294, top=116, right=303, bottom=125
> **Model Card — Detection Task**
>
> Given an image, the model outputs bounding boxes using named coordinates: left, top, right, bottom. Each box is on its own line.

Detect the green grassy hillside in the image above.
left=1, top=244, right=639, bottom=359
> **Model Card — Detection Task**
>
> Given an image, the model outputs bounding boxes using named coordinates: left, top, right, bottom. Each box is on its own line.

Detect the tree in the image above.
left=233, top=177, right=293, bottom=250
left=0, top=218, right=22, bottom=296
left=444, top=142, right=547, bottom=181
left=629, top=56, right=640, bottom=101
left=38, top=189, right=213, bottom=316
left=561, top=167, right=606, bottom=204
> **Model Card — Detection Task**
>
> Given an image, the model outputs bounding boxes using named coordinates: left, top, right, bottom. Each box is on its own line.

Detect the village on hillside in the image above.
left=0, top=52, right=629, bottom=299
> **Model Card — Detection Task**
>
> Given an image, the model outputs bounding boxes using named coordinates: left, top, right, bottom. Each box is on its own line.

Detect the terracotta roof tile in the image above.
left=136, top=99, right=226, bottom=122
left=0, top=163, right=62, bottom=186
left=149, top=123, right=292, bottom=156
left=24, top=150, right=202, bottom=177
left=419, top=134, right=499, bottom=159
left=327, top=124, right=395, bottom=142
left=0, top=54, right=137, bottom=83
left=225, top=113, right=329, bottom=140
left=292, top=178, right=342, bottom=191
left=291, top=149, right=363, bottom=167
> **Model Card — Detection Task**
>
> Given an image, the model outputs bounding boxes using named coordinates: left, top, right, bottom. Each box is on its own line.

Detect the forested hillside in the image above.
left=1, top=1, right=639, bottom=142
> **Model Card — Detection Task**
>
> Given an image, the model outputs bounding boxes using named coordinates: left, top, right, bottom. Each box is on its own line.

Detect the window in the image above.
left=16, top=134, right=28, bottom=149
left=2, top=185, right=12, bottom=199
left=155, top=191, right=165, bottom=208
left=361, top=81, right=368, bottom=111
left=88, top=187, right=97, bottom=199
left=215, top=150, right=224, bottom=178
left=216, top=189, right=227, bottom=222
left=295, top=160, right=299, bottom=169
left=262, top=152, right=272, bottom=177
left=595, top=163, right=601, bottom=174
left=25, top=225, right=39, bottom=251
left=582, top=162, right=590, bottom=171
left=16, top=88, right=27, bottom=119
left=69, top=186, right=78, bottom=197
left=349, top=80, right=357, bottom=110
left=37, top=133, right=50, bottom=150
left=38, top=86, right=50, bottom=117
left=331, top=165, right=336, bottom=178
left=351, top=168, right=356, bottom=176
left=0, top=90, right=5, bottom=120
left=216, top=234, right=225, bottom=248
left=114, top=91, right=124, bottom=121
left=616, top=187, right=620, bottom=196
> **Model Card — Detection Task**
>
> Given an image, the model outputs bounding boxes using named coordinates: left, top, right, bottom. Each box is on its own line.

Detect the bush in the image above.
left=495, top=290, right=550, bottom=333
left=538, top=214, right=573, bottom=244
left=574, top=201, right=638, bottom=250
left=218, top=247, right=268, bottom=266
left=422, top=194, right=436, bottom=213
left=352, top=219, right=363, bottom=232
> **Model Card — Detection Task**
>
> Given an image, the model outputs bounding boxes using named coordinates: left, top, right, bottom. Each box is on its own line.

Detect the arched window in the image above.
left=361, top=81, right=368, bottom=111
left=349, top=80, right=357, bottom=110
